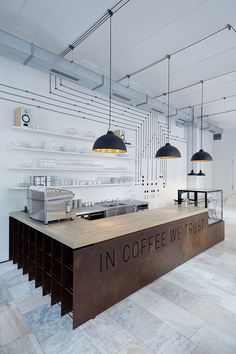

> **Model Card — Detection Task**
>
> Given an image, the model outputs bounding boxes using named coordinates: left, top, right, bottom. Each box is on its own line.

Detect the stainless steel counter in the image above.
left=73, top=199, right=148, bottom=218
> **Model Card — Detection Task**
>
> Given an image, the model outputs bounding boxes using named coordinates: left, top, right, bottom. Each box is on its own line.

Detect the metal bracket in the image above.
left=23, top=43, right=35, bottom=66
left=169, top=108, right=178, bottom=117
left=92, top=75, right=104, bottom=90
left=136, top=95, right=148, bottom=107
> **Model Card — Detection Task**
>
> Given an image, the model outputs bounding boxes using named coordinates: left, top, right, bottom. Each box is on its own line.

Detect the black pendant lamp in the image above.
left=191, top=81, right=212, bottom=162
left=155, top=56, right=181, bottom=159
left=188, top=169, right=197, bottom=176
left=188, top=108, right=197, bottom=176
left=197, top=169, right=206, bottom=176
left=92, top=10, right=127, bottom=154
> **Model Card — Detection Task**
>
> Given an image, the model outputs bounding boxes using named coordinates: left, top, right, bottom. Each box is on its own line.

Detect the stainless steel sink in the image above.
left=101, top=202, right=126, bottom=207
left=106, top=205, right=134, bottom=217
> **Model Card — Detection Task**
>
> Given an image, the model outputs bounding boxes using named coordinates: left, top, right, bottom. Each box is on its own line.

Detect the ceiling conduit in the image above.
left=0, top=29, right=221, bottom=133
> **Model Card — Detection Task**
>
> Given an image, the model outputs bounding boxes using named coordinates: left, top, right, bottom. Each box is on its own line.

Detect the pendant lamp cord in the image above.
left=108, top=9, right=113, bottom=131
left=192, top=106, right=194, bottom=168
left=167, top=55, right=170, bottom=142
left=200, top=80, right=204, bottom=149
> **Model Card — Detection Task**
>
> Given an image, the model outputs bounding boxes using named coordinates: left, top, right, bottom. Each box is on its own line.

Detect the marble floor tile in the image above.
left=117, top=339, right=154, bottom=354
left=209, top=274, right=236, bottom=296
left=189, top=257, right=236, bottom=283
left=189, top=298, right=236, bottom=337
left=0, top=299, right=15, bottom=314
left=203, top=246, right=225, bottom=257
left=8, top=281, right=42, bottom=303
left=0, top=333, right=43, bottom=354
left=0, top=261, right=17, bottom=276
left=219, top=252, right=236, bottom=266
left=128, top=286, right=162, bottom=310
left=82, top=312, right=133, bottom=354
left=147, top=277, right=171, bottom=292
left=163, top=268, right=211, bottom=291
left=17, top=293, right=50, bottom=314
left=41, top=327, right=99, bottom=354
left=191, top=345, right=209, bottom=354
left=148, top=298, right=204, bottom=338
left=0, top=286, right=12, bottom=302
left=108, top=298, right=197, bottom=354
left=0, top=267, right=27, bottom=288
left=154, top=281, right=200, bottom=310
left=0, top=287, right=15, bottom=314
left=223, top=233, right=235, bottom=242
left=219, top=294, right=236, bottom=315
left=214, top=240, right=236, bottom=255
left=191, top=323, right=236, bottom=354
left=108, top=298, right=162, bottom=338
left=0, top=307, right=31, bottom=345
left=24, top=303, right=72, bottom=343
left=175, top=261, right=216, bottom=281
left=144, top=325, right=197, bottom=354
left=164, top=269, right=232, bottom=304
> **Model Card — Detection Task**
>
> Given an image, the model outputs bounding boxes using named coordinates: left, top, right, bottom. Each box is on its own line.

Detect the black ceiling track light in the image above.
left=155, top=56, right=181, bottom=159
left=191, top=81, right=213, bottom=162
left=92, top=10, right=127, bottom=154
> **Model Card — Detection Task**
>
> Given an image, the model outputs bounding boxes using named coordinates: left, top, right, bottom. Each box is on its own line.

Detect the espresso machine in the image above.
left=27, top=187, right=75, bottom=224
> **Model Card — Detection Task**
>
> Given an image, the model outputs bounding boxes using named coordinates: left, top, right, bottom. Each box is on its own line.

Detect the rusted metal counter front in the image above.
left=9, top=206, right=224, bottom=329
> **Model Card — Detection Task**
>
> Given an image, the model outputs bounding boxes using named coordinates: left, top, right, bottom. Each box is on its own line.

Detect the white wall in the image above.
left=212, top=129, right=235, bottom=201
left=0, top=56, right=187, bottom=261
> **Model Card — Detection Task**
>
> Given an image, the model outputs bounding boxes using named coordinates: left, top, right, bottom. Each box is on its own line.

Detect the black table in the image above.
left=177, top=189, right=223, bottom=221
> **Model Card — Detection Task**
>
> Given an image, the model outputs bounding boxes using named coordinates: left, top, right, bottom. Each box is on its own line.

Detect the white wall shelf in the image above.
left=10, top=126, right=136, bottom=148
left=9, top=146, right=134, bottom=160
left=10, top=126, right=96, bottom=141
left=9, top=167, right=134, bottom=172
left=9, top=183, right=133, bottom=190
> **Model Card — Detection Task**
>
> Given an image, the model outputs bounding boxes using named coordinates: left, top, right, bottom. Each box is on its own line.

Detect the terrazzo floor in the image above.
left=1, top=203, right=236, bottom=354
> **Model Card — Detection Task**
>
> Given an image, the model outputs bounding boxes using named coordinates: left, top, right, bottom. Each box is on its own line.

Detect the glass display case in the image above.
left=177, top=189, right=223, bottom=224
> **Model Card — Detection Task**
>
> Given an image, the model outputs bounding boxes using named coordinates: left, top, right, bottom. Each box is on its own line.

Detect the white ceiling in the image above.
left=0, top=0, right=236, bottom=129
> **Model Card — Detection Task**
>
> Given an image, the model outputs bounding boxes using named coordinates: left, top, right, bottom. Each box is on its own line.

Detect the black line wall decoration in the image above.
left=0, top=73, right=186, bottom=201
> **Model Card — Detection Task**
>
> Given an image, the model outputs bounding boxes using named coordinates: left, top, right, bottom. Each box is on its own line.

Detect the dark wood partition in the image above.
left=22, top=225, right=29, bottom=275
left=9, top=218, right=73, bottom=318
left=29, top=227, right=36, bottom=281
left=61, top=245, right=73, bottom=316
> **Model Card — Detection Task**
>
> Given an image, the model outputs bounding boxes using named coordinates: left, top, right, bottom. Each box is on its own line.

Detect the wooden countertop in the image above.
left=10, top=206, right=208, bottom=249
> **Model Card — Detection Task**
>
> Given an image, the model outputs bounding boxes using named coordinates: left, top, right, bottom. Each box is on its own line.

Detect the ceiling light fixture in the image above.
left=188, top=169, right=197, bottom=176
left=191, top=81, right=213, bottom=162
left=92, top=10, right=127, bottom=154
left=188, top=108, right=197, bottom=176
left=197, top=169, right=206, bottom=176
left=155, top=55, right=181, bottom=159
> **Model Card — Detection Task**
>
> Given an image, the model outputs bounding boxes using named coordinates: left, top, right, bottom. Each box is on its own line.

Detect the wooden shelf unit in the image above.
left=9, top=217, right=73, bottom=317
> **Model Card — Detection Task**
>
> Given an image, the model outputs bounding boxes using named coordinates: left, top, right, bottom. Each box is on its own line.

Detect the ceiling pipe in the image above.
left=0, top=29, right=221, bottom=134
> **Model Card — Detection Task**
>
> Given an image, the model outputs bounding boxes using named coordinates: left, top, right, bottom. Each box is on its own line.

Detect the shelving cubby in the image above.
left=9, top=218, right=74, bottom=318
